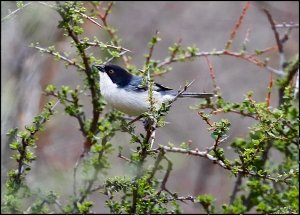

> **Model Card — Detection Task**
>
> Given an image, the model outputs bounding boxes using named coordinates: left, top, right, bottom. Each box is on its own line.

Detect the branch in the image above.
left=151, top=145, right=230, bottom=169
left=150, top=145, right=294, bottom=185
left=157, top=49, right=283, bottom=76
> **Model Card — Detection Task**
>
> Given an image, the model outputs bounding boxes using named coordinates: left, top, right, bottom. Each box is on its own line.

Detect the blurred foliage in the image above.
left=1, top=1, right=299, bottom=214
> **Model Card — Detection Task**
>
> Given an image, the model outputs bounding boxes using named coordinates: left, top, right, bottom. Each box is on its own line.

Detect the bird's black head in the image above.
left=95, top=64, right=133, bottom=87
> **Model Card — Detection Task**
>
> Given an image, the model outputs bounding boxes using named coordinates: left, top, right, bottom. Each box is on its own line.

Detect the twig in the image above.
left=73, top=155, right=83, bottom=197
left=145, top=30, right=159, bottom=66
left=249, top=45, right=277, bottom=57
left=76, top=10, right=103, bottom=28
left=147, top=149, right=165, bottom=183
left=211, top=108, right=258, bottom=120
left=280, top=27, right=293, bottom=44
left=263, top=9, right=285, bottom=70
left=83, top=41, right=131, bottom=53
left=98, top=2, right=114, bottom=21
left=198, top=112, right=214, bottom=127
left=266, top=73, right=273, bottom=107
left=163, top=195, right=196, bottom=202
left=171, top=80, right=195, bottom=103
left=118, top=152, right=133, bottom=163
left=241, top=26, right=251, bottom=52
left=265, top=66, right=285, bottom=76
left=275, top=23, right=299, bottom=29
left=150, top=145, right=293, bottom=185
left=225, top=1, right=251, bottom=50
left=33, top=46, right=85, bottom=70
left=39, top=1, right=104, bottom=29
left=151, top=145, right=229, bottom=169
left=95, top=2, right=130, bottom=67
left=157, top=49, right=284, bottom=76
left=159, top=155, right=173, bottom=193
left=127, top=115, right=144, bottom=126
left=204, top=135, right=229, bottom=153
left=170, top=38, right=182, bottom=61
left=229, top=173, right=243, bottom=204
left=1, top=2, right=34, bottom=22
left=204, top=56, right=218, bottom=90
left=103, top=50, right=130, bottom=65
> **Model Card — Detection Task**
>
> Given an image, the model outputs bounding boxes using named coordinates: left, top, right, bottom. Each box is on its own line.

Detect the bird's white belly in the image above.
left=100, top=72, right=174, bottom=116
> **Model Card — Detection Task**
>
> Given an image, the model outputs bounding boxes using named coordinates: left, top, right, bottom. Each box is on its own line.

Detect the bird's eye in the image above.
left=108, top=70, right=114, bottom=75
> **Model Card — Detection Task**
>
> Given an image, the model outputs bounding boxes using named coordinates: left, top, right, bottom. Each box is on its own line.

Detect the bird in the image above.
left=94, top=64, right=214, bottom=116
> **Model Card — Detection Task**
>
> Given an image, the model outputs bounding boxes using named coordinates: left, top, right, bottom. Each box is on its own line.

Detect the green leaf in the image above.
left=77, top=201, right=93, bottom=214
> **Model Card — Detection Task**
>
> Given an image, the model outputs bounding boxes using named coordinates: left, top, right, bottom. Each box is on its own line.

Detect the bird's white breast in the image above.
left=99, top=72, right=174, bottom=116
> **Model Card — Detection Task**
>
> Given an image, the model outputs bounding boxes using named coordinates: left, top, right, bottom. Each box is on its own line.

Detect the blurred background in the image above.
left=1, top=1, right=299, bottom=213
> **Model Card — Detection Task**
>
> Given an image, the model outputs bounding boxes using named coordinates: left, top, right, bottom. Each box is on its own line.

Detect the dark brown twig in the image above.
left=263, top=9, right=283, bottom=54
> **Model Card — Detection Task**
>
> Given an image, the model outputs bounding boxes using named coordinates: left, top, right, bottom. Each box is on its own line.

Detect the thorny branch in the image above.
left=150, top=145, right=294, bottom=185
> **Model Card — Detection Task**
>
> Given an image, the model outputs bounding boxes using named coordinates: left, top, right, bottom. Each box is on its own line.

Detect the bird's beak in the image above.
left=94, top=64, right=105, bottom=72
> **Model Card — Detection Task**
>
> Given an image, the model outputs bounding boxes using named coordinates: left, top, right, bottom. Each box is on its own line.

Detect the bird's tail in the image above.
left=179, top=92, right=215, bottom=98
